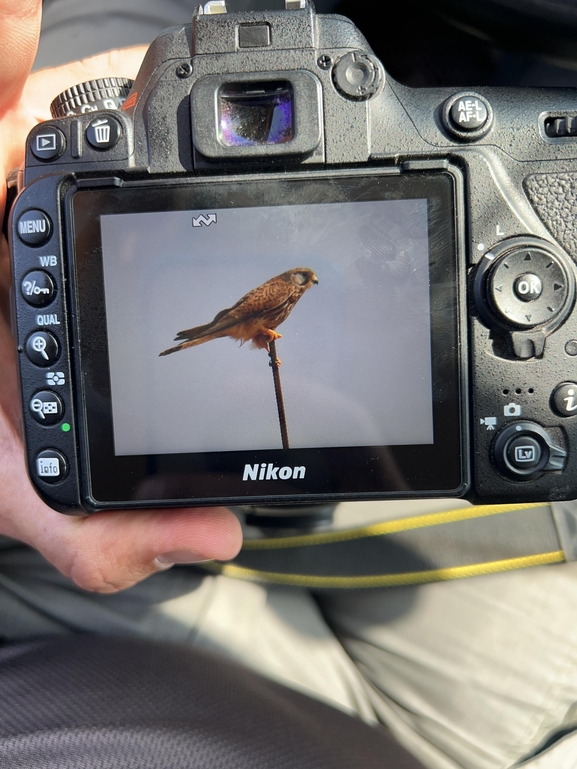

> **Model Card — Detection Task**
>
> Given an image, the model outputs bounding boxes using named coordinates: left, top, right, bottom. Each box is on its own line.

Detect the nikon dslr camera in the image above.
left=9, top=1, right=577, bottom=513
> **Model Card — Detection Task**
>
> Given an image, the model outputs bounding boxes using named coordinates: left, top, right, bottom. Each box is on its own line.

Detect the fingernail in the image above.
left=154, top=550, right=211, bottom=568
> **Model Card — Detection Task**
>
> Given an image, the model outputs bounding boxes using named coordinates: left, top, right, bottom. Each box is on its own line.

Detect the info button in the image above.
left=35, top=449, right=68, bottom=484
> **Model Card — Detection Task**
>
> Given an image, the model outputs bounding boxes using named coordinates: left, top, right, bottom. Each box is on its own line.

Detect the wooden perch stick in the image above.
left=268, top=340, right=289, bottom=449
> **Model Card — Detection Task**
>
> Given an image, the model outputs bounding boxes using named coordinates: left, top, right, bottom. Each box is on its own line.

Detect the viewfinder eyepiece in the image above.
left=218, top=81, right=293, bottom=147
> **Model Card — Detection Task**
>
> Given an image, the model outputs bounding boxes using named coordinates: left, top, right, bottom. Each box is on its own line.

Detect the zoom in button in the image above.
left=25, top=331, right=59, bottom=367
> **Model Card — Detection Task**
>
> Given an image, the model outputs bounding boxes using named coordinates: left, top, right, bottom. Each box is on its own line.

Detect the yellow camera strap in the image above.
left=203, top=503, right=568, bottom=588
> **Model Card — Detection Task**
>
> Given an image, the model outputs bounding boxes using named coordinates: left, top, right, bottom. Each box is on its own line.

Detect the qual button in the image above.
left=25, top=331, right=59, bottom=367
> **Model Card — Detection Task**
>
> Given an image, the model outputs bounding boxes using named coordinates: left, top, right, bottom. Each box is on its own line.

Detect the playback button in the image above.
left=29, top=126, right=66, bottom=162
left=35, top=449, right=68, bottom=483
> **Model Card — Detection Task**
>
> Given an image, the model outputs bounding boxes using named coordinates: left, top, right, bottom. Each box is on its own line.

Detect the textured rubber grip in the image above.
left=524, top=173, right=577, bottom=261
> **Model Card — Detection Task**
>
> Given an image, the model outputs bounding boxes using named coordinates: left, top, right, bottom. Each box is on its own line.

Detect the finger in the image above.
left=1, top=45, right=148, bottom=243
left=0, top=382, right=242, bottom=594
left=0, top=0, right=42, bottom=116
left=25, top=46, right=148, bottom=123
left=47, top=507, right=243, bottom=593
left=4, top=473, right=243, bottom=594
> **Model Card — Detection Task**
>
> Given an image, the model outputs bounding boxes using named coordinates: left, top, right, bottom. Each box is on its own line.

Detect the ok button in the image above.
left=514, top=273, right=543, bottom=302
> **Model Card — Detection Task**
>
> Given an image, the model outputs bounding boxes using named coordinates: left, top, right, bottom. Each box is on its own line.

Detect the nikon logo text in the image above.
left=243, top=463, right=306, bottom=481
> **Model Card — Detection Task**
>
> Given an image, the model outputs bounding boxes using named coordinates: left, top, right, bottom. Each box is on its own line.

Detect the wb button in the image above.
left=506, top=436, right=542, bottom=470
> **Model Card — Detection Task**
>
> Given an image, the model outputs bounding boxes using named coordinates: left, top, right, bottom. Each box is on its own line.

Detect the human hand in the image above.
left=0, top=0, right=242, bottom=593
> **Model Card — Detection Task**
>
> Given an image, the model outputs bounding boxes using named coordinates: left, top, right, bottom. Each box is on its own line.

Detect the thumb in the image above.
left=0, top=0, right=42, bottom=116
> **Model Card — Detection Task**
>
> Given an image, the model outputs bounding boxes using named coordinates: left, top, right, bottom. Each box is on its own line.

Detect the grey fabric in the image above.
left=0, top=635, right=424, bottom=768
left=316, top=557, right=577, bottom=769
left=230, top=505, right=562, bottom=582
left=0, top=536, right=379, bottom=722
left=4, top=518, right=577, bottom=769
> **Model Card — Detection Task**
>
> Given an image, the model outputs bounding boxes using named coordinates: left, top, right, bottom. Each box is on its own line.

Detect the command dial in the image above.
left=50, top=78, right=133, bottom=118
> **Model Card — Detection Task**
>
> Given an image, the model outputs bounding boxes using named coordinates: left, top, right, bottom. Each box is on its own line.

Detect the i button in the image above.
left=552, top=382, right=577, bottom=417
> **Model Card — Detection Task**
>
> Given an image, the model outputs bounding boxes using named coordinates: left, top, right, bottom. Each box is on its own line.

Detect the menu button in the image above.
left=17, top=210, right=52, bottom=246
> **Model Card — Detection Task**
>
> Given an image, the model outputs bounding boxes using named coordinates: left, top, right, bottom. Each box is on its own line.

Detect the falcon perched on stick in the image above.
left=159, top=267, right=318, bottom=357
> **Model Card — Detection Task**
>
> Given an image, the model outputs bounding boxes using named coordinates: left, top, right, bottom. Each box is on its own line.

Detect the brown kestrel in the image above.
left=159, top=267, right=318, bottom=357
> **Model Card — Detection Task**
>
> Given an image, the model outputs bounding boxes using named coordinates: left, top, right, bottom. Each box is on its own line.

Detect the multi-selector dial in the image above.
left=474, top=237, right=575, bottom=358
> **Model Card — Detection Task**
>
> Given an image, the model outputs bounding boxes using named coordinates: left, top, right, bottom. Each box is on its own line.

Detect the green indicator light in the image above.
left=61, top=423, right=71, bottom=433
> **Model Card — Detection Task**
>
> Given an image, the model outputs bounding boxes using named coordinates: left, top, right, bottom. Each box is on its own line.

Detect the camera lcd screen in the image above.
left=70, top=172, right=464, bottom=505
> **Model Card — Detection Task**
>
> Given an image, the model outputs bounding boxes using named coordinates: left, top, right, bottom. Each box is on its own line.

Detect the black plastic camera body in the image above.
left=9, top=1, right=577, bottom=513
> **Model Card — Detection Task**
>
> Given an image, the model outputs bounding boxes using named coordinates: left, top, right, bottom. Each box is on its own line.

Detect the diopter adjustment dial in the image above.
left=474, top=237, right=575, bottom=358
left=50, top=78, right=134, bottom=118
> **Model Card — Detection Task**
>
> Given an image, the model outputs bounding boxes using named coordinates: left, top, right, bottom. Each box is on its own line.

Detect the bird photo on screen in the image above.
left=159, top=267, right=318, bottom=358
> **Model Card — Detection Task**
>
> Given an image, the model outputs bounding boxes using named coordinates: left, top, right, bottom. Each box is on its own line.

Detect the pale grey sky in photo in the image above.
left=100, top=197, right=433, bottom=455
